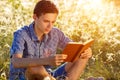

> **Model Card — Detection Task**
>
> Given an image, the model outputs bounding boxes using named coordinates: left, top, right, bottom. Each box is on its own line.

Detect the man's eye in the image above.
left=52, top=22, right=55, bottom=24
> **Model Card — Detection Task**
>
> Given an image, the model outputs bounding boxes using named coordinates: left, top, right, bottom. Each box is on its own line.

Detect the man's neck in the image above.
left=34, top=26, right=44, bottom=41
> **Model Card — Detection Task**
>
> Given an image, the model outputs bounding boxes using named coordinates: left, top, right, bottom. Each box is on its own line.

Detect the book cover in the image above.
left=62, top=39, right=94, bottom=62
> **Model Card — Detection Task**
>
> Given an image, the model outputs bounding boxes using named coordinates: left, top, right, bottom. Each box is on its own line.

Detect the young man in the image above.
left=9, top=0, right=92, bottom=80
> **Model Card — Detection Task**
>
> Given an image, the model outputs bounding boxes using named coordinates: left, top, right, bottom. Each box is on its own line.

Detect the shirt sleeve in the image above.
left=56, top=28, right=73, bottom=50
left=10, top=31, right=25, bottom=57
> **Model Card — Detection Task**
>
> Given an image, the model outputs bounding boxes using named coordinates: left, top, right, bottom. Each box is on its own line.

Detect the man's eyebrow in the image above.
left=43, top=19, right=56, bottom=23
left=43, top=19, right=49, bottom=22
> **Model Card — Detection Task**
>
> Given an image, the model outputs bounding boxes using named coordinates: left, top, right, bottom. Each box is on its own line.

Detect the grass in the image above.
left=0, top=0, right=120, bottom=80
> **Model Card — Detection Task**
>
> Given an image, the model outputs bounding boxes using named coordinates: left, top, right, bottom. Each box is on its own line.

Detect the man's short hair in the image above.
left=34, top=0, right=59, bottom=17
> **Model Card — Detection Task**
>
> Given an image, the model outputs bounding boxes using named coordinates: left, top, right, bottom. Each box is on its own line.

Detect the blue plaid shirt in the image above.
left=9, top=22, right=72, bottom=80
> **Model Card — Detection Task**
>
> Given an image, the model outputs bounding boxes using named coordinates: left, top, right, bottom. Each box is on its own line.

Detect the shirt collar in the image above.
left=29, top=22, right=48, bottom=42
left=42, top=34, right=48, bottom=42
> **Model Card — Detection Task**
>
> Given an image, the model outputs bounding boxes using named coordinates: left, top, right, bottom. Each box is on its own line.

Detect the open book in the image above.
left=62, top=39, right=94, bottom=62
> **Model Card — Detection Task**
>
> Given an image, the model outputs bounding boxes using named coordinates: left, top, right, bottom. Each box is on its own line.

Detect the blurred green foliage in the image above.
left=0, top=0, right=120, bottom=80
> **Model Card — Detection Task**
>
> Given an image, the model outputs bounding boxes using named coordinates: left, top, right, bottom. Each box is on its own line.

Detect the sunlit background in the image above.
left=0, top=0, right=120, bottom=80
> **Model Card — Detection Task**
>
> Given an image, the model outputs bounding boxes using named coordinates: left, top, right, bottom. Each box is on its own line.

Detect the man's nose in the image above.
left=48, top=22, right=53, bottom=28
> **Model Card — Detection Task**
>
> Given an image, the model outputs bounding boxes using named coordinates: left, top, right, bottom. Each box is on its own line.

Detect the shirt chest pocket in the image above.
left=41, top=47, right=57, bottom=58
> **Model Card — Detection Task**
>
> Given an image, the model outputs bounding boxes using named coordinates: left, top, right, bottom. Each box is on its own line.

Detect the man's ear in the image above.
left=33, top=14, right=37, bottom=20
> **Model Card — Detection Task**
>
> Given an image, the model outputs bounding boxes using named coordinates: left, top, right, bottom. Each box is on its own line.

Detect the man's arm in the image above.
left=11, top=53, right=49, bottom=68
left=11, top=53, right=67, bottom=68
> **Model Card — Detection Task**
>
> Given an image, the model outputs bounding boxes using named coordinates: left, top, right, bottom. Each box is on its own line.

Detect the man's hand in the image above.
left=80, top=48, right=92, bottom=59
left=47, top=54, right=67, bottom=66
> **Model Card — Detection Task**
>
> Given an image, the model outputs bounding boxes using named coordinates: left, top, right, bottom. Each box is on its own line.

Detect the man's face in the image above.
left=34, top=13, right=58, bottom=34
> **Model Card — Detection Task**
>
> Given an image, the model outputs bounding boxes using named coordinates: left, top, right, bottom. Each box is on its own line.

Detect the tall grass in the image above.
left=0, top=0, right=120, bottom=80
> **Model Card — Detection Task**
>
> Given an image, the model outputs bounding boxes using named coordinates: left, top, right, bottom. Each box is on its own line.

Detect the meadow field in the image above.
left=0, top=0, right=120, bottom=80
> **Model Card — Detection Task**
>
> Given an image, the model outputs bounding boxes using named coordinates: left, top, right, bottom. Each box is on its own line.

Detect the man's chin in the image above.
left=44, top=31, right=50, bottom=34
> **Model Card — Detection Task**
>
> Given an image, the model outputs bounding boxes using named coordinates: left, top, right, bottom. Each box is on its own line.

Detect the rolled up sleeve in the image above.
left=10, top=31, right=25, bottom=57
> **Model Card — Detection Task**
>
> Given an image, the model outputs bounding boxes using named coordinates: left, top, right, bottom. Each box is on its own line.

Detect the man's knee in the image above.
left=25, top=66, right=49, bottom=80
left=26, top=66, right=47, bottom=74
